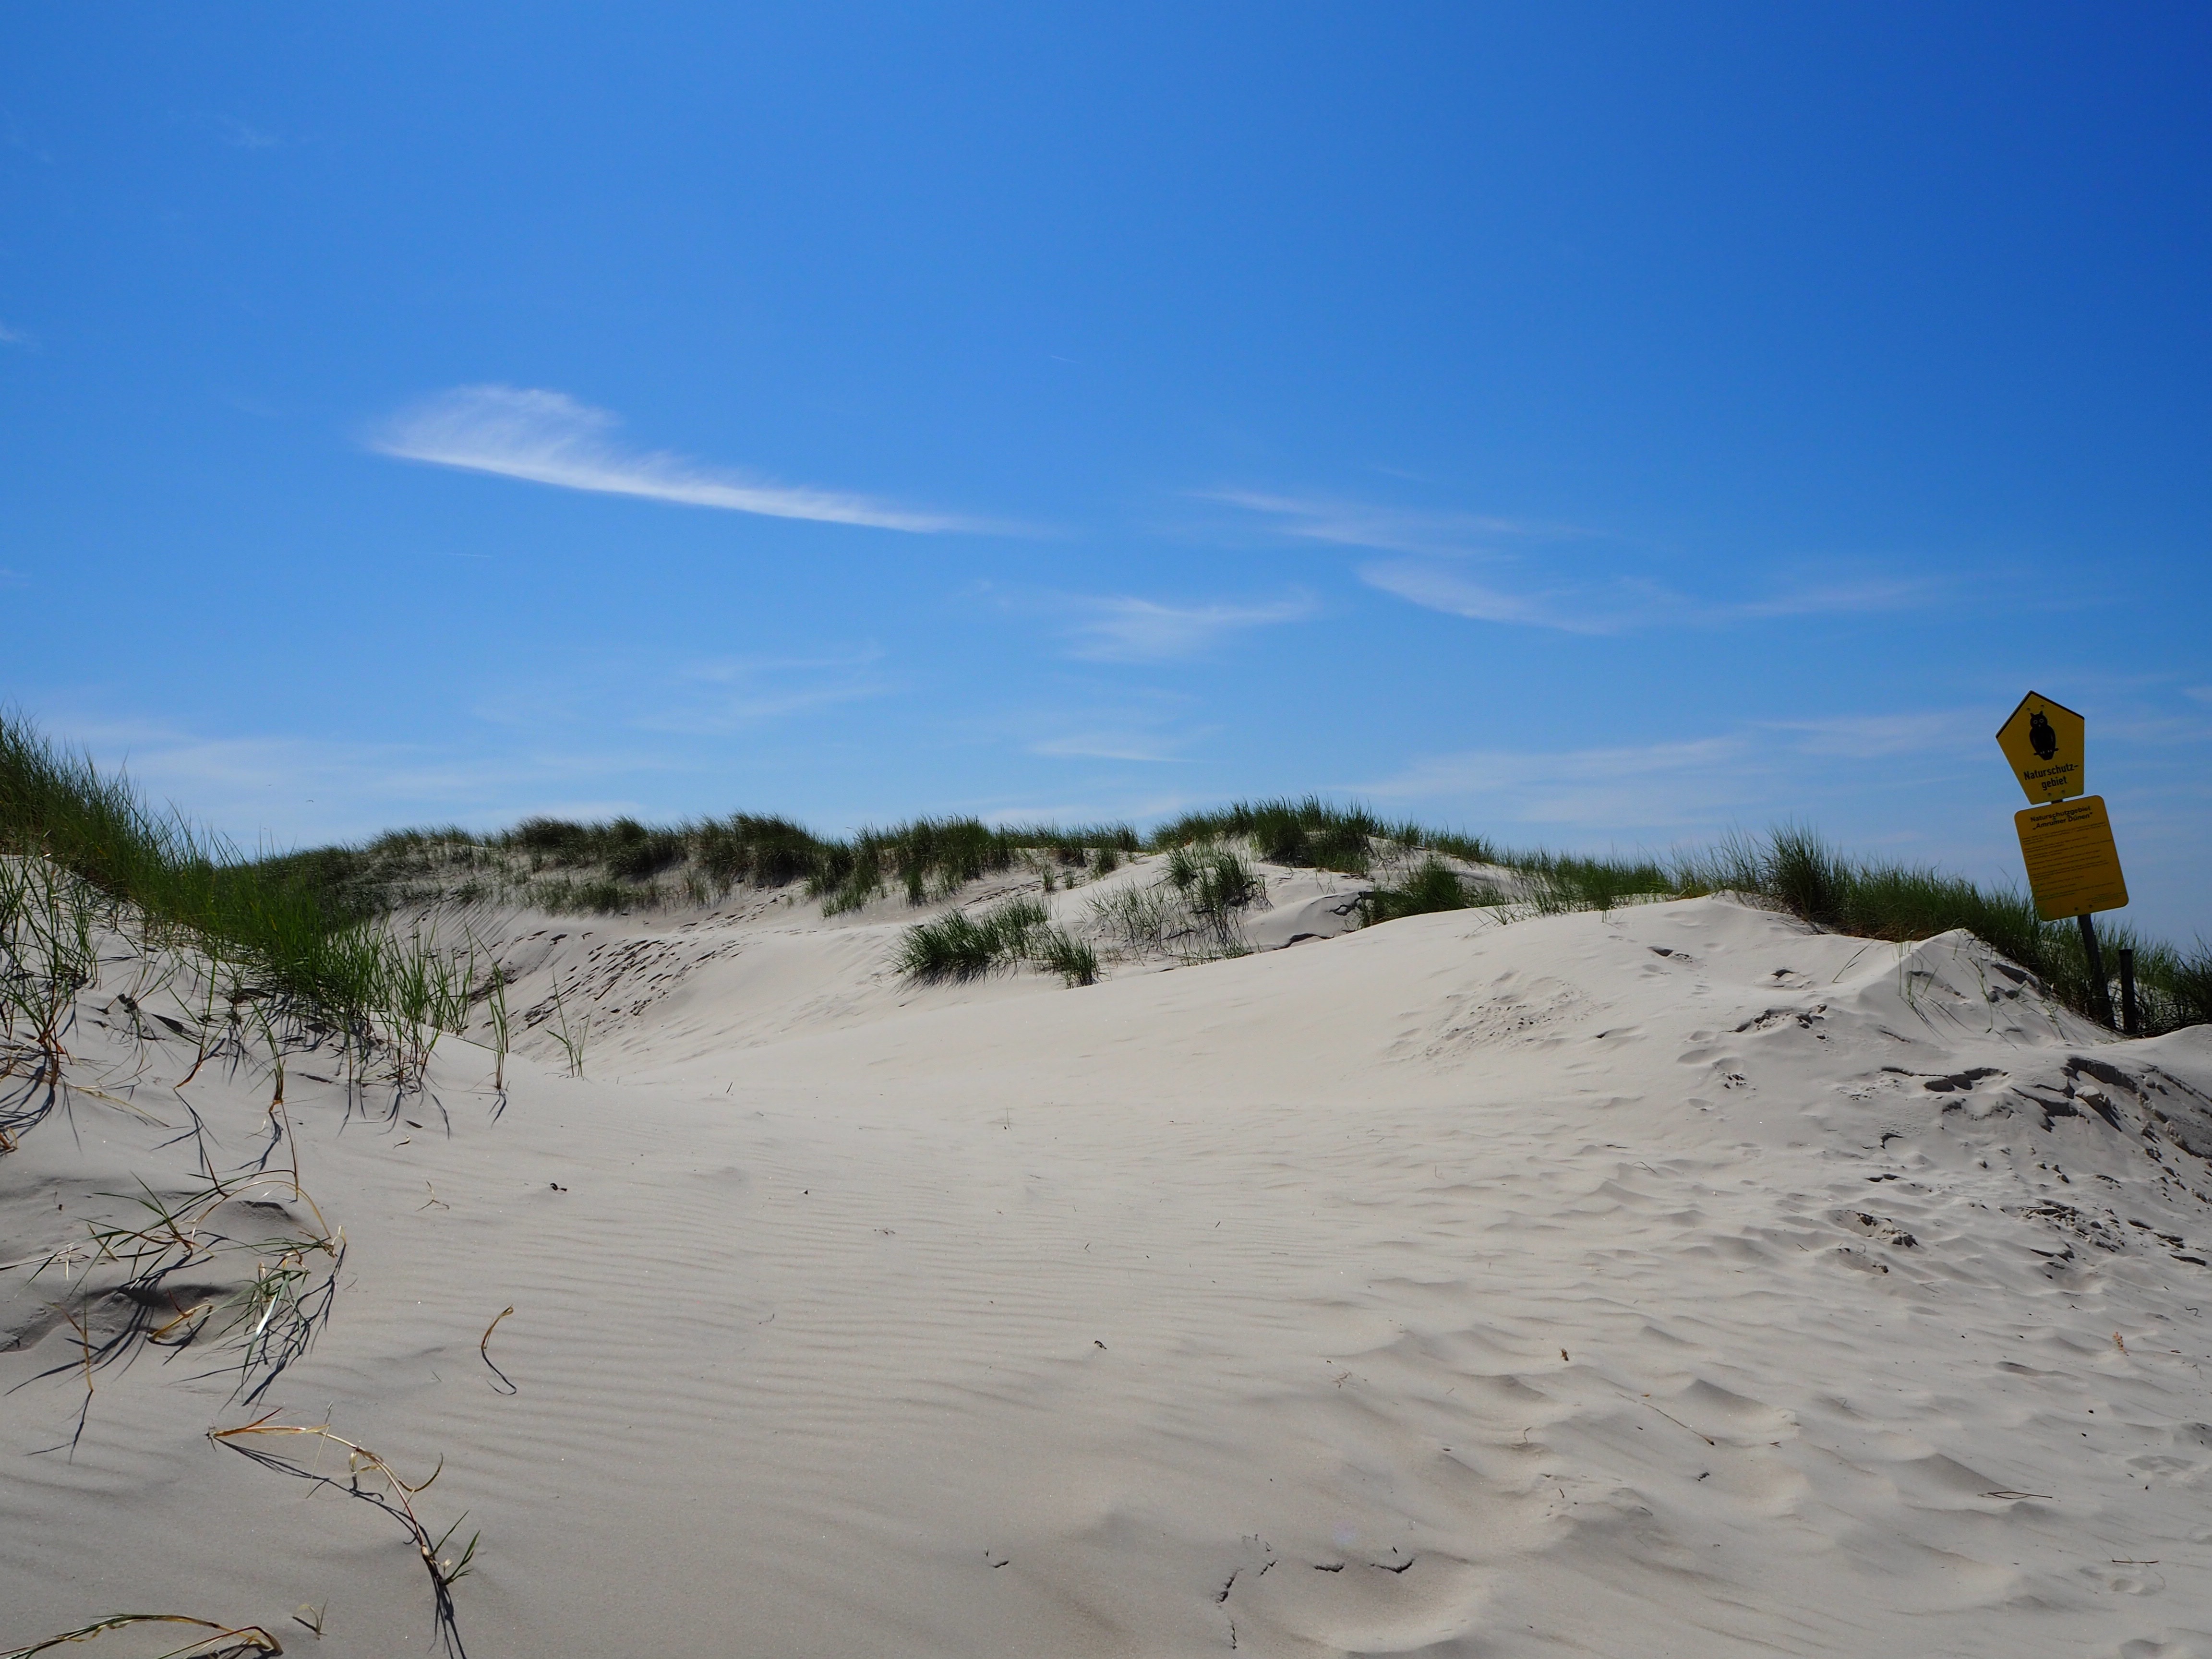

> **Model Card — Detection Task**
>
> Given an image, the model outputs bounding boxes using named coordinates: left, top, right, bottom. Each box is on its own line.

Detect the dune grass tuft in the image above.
left=1087, top=882, right=1170, bottom=954
left=1518, top=852, right=1678, bottom=918
left=1149, top=796, right=1475, bottom=876
left=1081, top=844, right=1264, bottom=962
left=0, top=713, right=473, bottom=1034
left=813, top=818, right=1139, bottom=913
left=895, top=908, right=1011, bottom=982
left=0, top=857, right=104, bottom=1149
left=1034, top=927, right=1101, bottom=987
left=1361, top=855, right=1502, bottom=922
left=1164, top=843, right=1262, bottom=947
left=895, top=895, right=1097, bottom=986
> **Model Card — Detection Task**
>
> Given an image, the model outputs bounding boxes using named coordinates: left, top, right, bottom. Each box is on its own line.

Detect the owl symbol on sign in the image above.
left=2028, top=710, right=2057, bottom=761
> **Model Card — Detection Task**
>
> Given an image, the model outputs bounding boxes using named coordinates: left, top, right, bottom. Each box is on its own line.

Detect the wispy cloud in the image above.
left=1357, top=561, right=1638, bottom=634
left=1725, top=578, right=1934, bottom=620
left=0, top=322, right=30, bottom=348
left=1029, top=729, right=1191, bottom=762
left=1360, top=558, right=1929, bottom=635
left=468, top=648, right=893, bottom=737
left=372, top=385, right=992, bottom=533
left=1206, top=486, right=1931, bottom=634
left=1351, top=710, right=1995, bottom=835
left=1371, top=739, right=1752, bottom=801
left=1358, top=735, right=1762, bottom=828
left=211, top=115, right=280, bottom=149
left=1062, top=593, right=1318, bottom=661
left=1763, top=710, right=1984, bottom=759
left=1196, top=489, right=1552, bottom=556
left=638, top=651, right=892, bottom=734
left=956, top=683, right=1210, bottom=765
left=1396, top=694, right=2212, bottom=834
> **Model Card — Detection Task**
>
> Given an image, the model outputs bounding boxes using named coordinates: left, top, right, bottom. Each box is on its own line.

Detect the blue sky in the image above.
left=5, top=5, right=2210, bottom=937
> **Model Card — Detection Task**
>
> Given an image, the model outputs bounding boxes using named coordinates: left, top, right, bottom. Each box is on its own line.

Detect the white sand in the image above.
left=6, top=883, right=2212, bottom=1657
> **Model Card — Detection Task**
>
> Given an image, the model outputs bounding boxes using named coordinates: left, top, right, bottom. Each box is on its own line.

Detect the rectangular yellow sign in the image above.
left=2014, top=794, right=2128, bottom=920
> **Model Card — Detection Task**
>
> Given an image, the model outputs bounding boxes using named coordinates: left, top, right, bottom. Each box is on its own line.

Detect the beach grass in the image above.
left=1361, top=855, right=1503, bottom=922
left=895, top=895, right=1097, bottom=986
left=0, top=714, right=461, bottom=1030
left=812, top=817, right=1140, bottom=913
left=1164, top=842, right=1262, bottom=947
left=1519, top=851, right=1679, bottom=917
left=1148, top=795, right=1481, bottom=875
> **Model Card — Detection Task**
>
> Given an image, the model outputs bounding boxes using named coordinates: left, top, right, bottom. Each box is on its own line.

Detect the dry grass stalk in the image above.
left=0, top=1613, right=281, bottom=1659
left=207, top=1416, right=476, bottom=1659
left=479, top=1305, right=517, bottom=1395
left=26, top=1156, right=345, bottom=1426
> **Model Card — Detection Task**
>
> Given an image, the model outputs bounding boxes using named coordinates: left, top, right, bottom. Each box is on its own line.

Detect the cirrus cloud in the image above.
left=1359, top=558, right=1930, bottom=635
left=1063, top=593, right=1319, bottom=661
left=372, top=385, right=996, bottom=533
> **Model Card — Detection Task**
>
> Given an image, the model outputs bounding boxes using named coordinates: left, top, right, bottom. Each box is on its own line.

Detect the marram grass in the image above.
left=895, top=896, right=1098, bottom=986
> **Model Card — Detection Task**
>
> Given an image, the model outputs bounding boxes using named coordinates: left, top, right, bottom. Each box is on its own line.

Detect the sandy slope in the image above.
left=6, top=892, right=2212, bottom=1658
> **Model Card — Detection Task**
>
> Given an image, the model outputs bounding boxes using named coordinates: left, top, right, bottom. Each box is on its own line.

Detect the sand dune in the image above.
left=6, top=886, right=2212, bottom=1657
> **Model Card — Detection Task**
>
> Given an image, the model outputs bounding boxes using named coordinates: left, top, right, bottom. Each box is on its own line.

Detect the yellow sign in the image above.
left=1996, top=690, right=2085, bottom=804
left=2014, top=795, right=2128, bottom=919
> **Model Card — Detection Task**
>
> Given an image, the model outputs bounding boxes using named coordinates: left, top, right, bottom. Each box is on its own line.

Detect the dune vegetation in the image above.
left=895, top=896, right=1100, bottom=986
left=1, top=713, right=2206, bottom=1036
left=0, top=715, right=482, bottom=1041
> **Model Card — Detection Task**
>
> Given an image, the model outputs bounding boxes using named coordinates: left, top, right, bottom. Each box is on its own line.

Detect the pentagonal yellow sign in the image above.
left=1996, top=690, right=2084, bottom=804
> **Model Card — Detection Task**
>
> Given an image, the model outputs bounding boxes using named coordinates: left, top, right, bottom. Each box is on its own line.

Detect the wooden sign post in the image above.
left=1996, top=692, right=2127, bottom=1029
